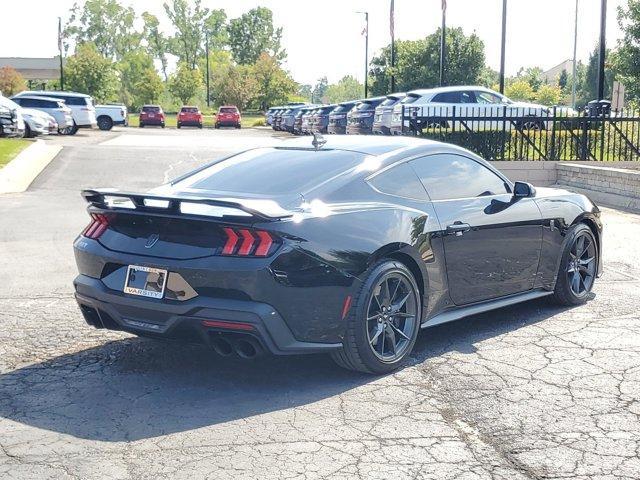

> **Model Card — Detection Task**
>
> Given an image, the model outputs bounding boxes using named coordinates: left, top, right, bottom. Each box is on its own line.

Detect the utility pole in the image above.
left=390, top=0, right=396, bottom=92
left=439, top=0, right=446, bottom=86
left=571, top=0, right=579, bottom=108
left=58, top=17, right=65, bottom=90
left=597, top=0, right=607, bottom=100
left=205, top=31, right=210, bottom=107
left=357, top=12, right=369, bottom=98
left=499, top=0, right=507, bottom=94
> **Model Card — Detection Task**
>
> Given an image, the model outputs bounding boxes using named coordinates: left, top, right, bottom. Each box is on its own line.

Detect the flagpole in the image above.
left=390, top=0, right=396, bottom=93
left=439, top=0, right=446, bottom=87
left=571, top=0, right=579, bottom=108
left=364, top=12, right=369, bottom=98
left=357, top=11, right=369, bottom=98
left=58, top=17, right=65, bottom=91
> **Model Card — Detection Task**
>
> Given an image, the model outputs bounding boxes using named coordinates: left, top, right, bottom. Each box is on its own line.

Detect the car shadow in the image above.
left=0, top=297, right=571, bottom=442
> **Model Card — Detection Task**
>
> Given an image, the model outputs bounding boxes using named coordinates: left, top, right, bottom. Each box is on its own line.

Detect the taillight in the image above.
left=220, top=227, right=275, bottom=257
left=82, top=213, right=113, bottom=239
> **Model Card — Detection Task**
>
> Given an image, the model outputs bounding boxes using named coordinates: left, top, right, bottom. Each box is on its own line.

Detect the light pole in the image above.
left=357, top=11, right=369, bottom=98
left=390, top=0, right=396, bottom=92
left=499, top=0, right=507, bottom=94
left=571, top=0, right=579, bottom=108
left=205, top=31, right=210, bottom=107
left=597, top=0, right=607, bottom=100
left=58, top=17, right=65, bottom=91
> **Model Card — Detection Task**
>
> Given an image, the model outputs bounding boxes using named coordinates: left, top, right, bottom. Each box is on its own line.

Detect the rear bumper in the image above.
left=74, top=274, right=341, bottom=355
left=327, top=125, right=346, bottom=135
left=372, top=123, right=391, bottom=135
left=346, top=124, right=372, bottom=135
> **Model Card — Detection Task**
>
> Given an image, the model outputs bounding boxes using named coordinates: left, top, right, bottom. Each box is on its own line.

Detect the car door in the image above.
left=410, top=153, right=543, bottom=306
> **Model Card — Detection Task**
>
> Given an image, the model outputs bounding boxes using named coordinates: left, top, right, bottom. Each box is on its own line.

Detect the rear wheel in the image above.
left=552, top=224, right=598, bottom=306
left=23, top=124, right=32, bottom=138
left=331, top=260, right=421, bottom=374
left=97, top=115, right=113, bottom=131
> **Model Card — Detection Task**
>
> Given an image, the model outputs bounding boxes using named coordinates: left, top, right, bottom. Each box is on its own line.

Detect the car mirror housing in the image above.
left=513, top=181, right=536, bottom=198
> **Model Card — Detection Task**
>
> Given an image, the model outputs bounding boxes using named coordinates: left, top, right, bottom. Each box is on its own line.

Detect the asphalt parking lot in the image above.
left=0, top=127, right=639, bottom=479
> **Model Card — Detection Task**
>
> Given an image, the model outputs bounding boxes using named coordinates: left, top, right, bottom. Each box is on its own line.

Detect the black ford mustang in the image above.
left=73, top=136, right=602, bottom=373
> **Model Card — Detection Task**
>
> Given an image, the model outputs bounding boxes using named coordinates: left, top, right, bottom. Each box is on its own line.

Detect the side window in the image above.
left=19, top=98, right=35, bottom=107
left=475, top=91, right=502, bottom=104
left=367, top=163, right=428, bottom=201
left=460, top=91, right=475, bottom=104
left=410, top=154, right=510, bottom=201
left=433, top=92, right=459, bottom=103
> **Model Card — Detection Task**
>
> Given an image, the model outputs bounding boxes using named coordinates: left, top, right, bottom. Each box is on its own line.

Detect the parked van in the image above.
left=327, top=100, right=359, bottom=134
left=372, top=93, right=406, bottom=135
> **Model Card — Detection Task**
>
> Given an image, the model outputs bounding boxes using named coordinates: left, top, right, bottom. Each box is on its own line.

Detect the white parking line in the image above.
left=99, top=133, right=287, bottom=149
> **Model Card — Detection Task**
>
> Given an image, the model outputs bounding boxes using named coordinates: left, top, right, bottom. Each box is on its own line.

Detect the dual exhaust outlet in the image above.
left=211, top=336, right=263, bottom=359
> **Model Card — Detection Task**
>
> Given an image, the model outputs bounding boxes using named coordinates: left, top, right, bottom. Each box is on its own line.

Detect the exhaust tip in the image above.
left=211, top=337, right=233, bottom=357
left=233, top=339, right=262, bottom=359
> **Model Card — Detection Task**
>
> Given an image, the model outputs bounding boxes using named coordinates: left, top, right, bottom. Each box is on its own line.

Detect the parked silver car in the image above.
left=10, top=95, right=73, bottom=133
left=0, top=94, right=25, bottom=137
left=21, top=108, right=56, bottom=137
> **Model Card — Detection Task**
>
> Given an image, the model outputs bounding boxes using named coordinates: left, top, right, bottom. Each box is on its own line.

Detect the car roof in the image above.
left=219, top=105, right=238, bottom=109
left=11, top=95, right=63, bottom=103
left=386, top=92, right=407, bottom=99
left=407, top=85, right=499, bottom=97
left=18, top=90, right=90, bottom=98
left=181, top=105, right=198, bottom=109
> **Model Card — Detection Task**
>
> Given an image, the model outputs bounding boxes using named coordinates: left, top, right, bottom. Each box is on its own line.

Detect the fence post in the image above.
left=501, top=106, right=507, bottom=160
left=401, top=104, right=405, bottom=135
left=550, top=107, right=557, bottom=160
left=580, top=116, right=589, bottom=160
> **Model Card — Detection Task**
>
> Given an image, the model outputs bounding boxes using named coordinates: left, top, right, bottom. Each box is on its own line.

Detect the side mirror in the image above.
left=513, top=181, right=536, bottom=198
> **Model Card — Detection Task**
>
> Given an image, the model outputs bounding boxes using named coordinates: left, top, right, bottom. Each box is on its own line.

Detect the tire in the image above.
left=139, top=123, right=144, bottom=128
left=97, top=116, right=113, bottom=131
left=177, top=123, right=181, bottom=129
left=552, top=223, right=598, bottom=306
left=68, top=122, right=79, bottom=135
left=198, top=123, right=203, bottom=129
left=161, top=123, right=165, bottom=129
left=236, top=124, right=241, bottom=129
left=23, top=124, right=32, bottom=138
left=331, top=260, right=421, bottom=374
left=215, top=123, right=219, bottom=129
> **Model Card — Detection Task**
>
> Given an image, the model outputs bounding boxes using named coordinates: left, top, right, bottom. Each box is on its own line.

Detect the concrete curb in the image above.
left=0, top=140, right=62, bottom=194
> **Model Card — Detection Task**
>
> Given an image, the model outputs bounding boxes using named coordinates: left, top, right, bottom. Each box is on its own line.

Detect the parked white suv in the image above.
left=389, top=86, right=549, bottom=135
left=10, top=95, right=74, bottom=133
left=13, top=90, right=97, bottom=134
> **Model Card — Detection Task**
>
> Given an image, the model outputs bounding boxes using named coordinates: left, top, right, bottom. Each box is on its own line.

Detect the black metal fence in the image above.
left=402, top=105, right=640, bottom=161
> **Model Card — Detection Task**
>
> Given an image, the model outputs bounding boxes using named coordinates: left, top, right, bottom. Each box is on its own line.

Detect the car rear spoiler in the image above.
left=81, top=189, right=292, bottom=221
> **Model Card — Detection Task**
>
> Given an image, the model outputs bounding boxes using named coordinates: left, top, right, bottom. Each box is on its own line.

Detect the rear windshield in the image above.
left=178, top=148, right=365, bottom=195
left=332, top=104, right=353, bottom=114
left=355, top=102, right=375, bottom=111
left=142, top=106, right=160, bottom=112
left=219, top=107, right=238, bottom=113
left=181, top=107, right=198, bottom=113
left=380, top=97, right=400, bottom=107
left=401, top=94, right=420, bottom=104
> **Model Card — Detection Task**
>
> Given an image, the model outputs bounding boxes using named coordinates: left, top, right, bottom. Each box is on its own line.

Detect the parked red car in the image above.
left=139, top=105, right=165, bottom=128
left=215, top=106, right=241, bottom=129
left=177, top=106, right=203, bottom=129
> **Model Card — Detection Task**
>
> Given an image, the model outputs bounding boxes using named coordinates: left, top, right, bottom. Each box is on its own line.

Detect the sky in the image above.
left=0, top=0, right=625, bottom=86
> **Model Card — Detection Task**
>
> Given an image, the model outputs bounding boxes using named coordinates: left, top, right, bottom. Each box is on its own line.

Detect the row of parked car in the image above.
left=267, top=86, right=555, bottom=136
left=0, top=88, right=244, bottom=139
left=0, top=90, right=128, bottom=138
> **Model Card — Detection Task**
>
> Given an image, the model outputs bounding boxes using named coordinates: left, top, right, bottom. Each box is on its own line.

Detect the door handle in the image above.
left=445, top=222, right=471, bottom=236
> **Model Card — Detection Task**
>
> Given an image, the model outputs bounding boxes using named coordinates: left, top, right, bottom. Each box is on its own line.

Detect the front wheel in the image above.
left=552, top=224, right=598, bottom=306
left=97, top=116, right=113, bottom=131
left=331, top=260, right=421, bottom=374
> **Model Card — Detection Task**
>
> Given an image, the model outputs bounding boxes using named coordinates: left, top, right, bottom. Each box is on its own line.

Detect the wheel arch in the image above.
left=368, top=243, right=427, bottom=307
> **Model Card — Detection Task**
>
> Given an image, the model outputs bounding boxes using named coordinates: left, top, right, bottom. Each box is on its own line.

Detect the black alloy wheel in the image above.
left=553, top=224, right=598, bottom=305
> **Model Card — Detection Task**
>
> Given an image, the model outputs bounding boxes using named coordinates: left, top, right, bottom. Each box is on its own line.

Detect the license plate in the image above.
left=149, top=113, right=155, bottom=118
left=124, top=265, right=167, bottom=299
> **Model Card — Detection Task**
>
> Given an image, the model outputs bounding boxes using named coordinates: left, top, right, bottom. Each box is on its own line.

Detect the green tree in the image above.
left=227, top=7, right=285, bottom=65
left=312, top=77, right=328, bottom=103
left=369, top=27, right=485, bottom=95
left=65, top=0, right=139, bottom=60
left=325, top=75, right=364, bottom=103
left=558, top=69, right=569, bottom=90
left=65, top=43, right=117, bottom=102
left=535, top=84, right=562, bottom=105
left=583, top=46, right=615, bottom=102
left=118, top=50, right=163, bottom=110
left=168, top=63, right=203, bottom=105
left=141, top=12, right=169, bottom=81
left=616, top=0, right=640, bottom=101
left=298, top=84, right=312, bottom=102
left=163, top=0, right=225, bottom=69
left=214, top=64, right=258, bottom=110
left=504, top=80, right=535, bottom=102
left=0, top=66, right=26, bottom=95
left=252, top=53, right=296, bottom=110
left=517, top=67, right=544, bottom=91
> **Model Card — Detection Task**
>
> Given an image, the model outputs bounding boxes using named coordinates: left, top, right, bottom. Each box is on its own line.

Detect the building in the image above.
left=541, top=59, right=574, bottom=85
left=0, top=57, right=62, bottom=81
